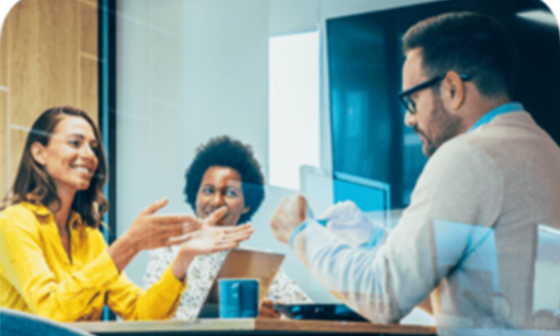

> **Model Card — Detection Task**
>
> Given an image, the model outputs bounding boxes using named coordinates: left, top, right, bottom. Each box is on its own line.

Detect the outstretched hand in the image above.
left=123, top=198, right=201, bottom=251
left=170, top=207, right=254, bottom=281
left=178, top=207, right=254, bottom=257
left=109, top=198, right=200, bottom=273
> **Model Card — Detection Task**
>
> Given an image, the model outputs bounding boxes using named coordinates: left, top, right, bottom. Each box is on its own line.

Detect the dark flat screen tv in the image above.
left=326, top=0, right=560, bottom=208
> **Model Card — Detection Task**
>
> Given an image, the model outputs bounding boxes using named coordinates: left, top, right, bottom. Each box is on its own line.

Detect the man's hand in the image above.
left=270, top=194, right=309, bottom=245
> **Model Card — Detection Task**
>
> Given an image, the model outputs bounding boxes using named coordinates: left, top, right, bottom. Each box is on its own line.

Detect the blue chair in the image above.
left=0, top=308, right=93, bottom=336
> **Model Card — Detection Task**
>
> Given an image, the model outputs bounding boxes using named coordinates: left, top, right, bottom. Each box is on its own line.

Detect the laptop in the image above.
left=196, top=248, right=285, bottom=318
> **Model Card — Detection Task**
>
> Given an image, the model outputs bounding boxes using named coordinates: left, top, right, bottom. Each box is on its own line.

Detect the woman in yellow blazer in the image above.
left=0, top=106, right=253, bottom=322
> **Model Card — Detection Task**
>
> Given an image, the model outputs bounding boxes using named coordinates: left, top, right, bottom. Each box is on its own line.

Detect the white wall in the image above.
left=269, top=0, right=445, bottom=36
left=269, top=0, right=445, bottom=173
left=181, top=0, right=269, bottom=175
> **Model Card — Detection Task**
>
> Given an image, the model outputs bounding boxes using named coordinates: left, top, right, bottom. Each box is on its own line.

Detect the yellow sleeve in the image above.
left=0, top=212, right=120, bottom=322
left=106, top=265, right=187, bottom=321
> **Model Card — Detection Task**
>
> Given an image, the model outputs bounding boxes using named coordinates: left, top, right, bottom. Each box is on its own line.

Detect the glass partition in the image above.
left=1, top=0, right=559, bottom=334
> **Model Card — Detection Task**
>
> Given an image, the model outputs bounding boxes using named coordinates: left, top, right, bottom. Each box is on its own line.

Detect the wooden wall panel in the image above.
left=0, top=16, right=8, bottom=89
left=0, top=20, right=8, bottom=195
left=0, top=0, right=98, bottom=198
left=0, top=91, right=7, bottom=196
left=8, top=0, right=79, bottom=126
left=80, top=1, right=98, bottom=56
left=8, top=128, right=28, bottom=188
left=79, top=0, right=98, bottom=125
left=80, top=56, right=99, bottom=124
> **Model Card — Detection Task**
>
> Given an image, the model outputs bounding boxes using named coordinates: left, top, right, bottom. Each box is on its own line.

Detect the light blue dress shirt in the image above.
left=467, top=102, right=524, bottom=133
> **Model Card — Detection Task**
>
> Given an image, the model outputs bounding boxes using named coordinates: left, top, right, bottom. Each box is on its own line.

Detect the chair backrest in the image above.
left=530, top=224, right=560, bottom=329
left=532, top=224, right=560, bottom=313
left=0, top=308, right=93, bottom=336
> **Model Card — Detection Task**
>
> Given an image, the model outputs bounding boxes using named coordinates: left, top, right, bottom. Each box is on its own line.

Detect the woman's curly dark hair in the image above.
left=184, top=136, right=265, bottom=224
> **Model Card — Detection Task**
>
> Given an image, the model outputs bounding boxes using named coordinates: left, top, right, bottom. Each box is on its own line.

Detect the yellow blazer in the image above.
left=0, top=202, right=186, bottom=321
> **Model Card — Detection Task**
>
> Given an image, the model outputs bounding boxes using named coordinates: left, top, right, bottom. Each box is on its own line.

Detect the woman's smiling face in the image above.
left=32, top=116, right=99, bottom=195
left=195, top=166, right=249, bottom=226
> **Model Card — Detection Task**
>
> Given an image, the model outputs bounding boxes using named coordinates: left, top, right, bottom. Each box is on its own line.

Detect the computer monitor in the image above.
left=299, top=165, right=391, bottom=232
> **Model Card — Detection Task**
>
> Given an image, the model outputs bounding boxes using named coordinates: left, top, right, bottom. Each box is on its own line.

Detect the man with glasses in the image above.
left=270, top=11, right=560, bottom=335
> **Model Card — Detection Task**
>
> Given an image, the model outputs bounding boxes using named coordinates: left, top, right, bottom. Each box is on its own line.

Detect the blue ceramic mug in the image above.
left=218, top=279, right=259, bottom=318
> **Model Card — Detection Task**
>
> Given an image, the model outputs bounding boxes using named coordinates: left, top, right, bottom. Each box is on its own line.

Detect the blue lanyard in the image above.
left=467, top=102, right=524, bottom=133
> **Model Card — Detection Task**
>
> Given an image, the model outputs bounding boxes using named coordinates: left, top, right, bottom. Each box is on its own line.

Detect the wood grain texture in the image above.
left=0, top=91, right=7, bottom=197
left=0, top=13, right=8, bottom=89
left=0, top=0, right=99, bottom=197
left=67, top=319, right=437, bottom=335
left=80, top=56, right=98, bottom=124
left=255, top=319, right=437, bottom=334
left=80, top=1, right=98, bottom=56
left=68, top=319, right=256, bottom=334
left=7, top=0, right=79, bottom=127
left=9, top=127, right=29, bottom=188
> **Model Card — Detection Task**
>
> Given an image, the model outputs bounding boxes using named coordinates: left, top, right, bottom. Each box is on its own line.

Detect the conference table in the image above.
left=69, top=319, right=437, bottom=336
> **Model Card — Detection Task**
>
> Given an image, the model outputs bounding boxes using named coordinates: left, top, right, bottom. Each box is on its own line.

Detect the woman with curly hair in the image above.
left=144, top=136, right=312, bottom=320
left=0, top=107, right=253, bottom=322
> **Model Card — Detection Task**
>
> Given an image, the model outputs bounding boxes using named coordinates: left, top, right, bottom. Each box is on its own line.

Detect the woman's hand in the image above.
left=180, top=207, right=254, bottom=256
left=258, top=299, right=281, bottom=319
left=108, top=198, right=201, bottom=272
left=178, top=223, right=253, bottom=255
left=170, top=207, right=254, bottom=280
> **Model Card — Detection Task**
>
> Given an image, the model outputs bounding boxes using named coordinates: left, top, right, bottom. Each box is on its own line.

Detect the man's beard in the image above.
left=416, top=94, right=464, bottom=157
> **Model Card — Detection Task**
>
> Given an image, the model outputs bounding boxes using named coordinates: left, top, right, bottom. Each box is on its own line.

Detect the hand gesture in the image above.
left=178, top=207, right=254, bottom=257
left=270, top=194, right=309, bottom=244
left=122, top=198, right=201, bottom=252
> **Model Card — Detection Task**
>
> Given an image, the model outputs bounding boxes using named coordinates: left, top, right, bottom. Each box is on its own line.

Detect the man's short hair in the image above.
left=402, top=11, right=518, bottom=98
left=184, top=136, right=265, bottom=224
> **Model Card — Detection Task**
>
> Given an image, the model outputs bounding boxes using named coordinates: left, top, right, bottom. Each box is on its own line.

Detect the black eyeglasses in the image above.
left=398, top=73, right=471, bottom=114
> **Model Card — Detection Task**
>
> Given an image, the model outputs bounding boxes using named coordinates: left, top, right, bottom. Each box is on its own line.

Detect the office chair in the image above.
left=530, top=224, right=560, bottom=330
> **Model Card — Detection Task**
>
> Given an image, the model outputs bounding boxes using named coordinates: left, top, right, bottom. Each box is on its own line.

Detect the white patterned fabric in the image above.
left=144, top=246, right=312, bottom=321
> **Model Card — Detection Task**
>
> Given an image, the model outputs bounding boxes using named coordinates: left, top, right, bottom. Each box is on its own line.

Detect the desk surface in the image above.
left=69, top=319, right=437, bottom=336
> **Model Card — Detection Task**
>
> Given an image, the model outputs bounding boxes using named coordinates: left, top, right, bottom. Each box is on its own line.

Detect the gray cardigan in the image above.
left=295, top=111, right=560, bottom=335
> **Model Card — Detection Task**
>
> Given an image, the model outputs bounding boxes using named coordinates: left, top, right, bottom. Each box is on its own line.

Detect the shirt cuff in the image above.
left=154, top=265, right=188, bottom=301
left=289, top=220, right=311, bottom=248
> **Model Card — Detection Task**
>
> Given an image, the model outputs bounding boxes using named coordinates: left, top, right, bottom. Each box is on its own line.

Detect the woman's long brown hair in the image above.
left=1, top=106, right=109, bottom=228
